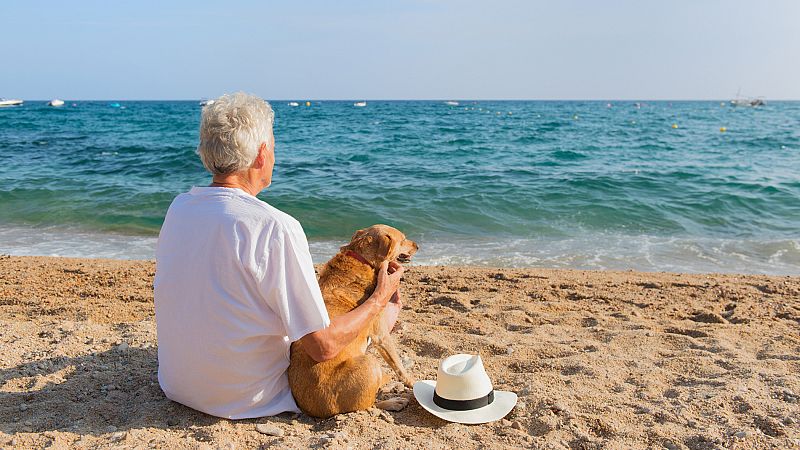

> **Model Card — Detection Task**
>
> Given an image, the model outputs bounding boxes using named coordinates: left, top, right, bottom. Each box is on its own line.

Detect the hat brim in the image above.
left=413, top=380, right=518, bottom=424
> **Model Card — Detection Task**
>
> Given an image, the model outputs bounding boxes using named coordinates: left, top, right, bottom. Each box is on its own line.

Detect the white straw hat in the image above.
left=413, top=354, right=518, bottom=424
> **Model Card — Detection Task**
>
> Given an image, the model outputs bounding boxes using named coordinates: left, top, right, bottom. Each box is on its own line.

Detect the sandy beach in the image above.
left=0, top=255, right=798, bottom=449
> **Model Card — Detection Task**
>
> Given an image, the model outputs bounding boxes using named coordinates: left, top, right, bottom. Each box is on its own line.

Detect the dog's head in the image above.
left=341, top=224, right=418, bottom=267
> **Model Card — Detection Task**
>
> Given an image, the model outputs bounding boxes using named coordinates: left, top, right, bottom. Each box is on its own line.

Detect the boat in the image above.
left=288, top=102, right=299, bottom=107
left=353, top=101, right=367, bottom=107
left=730, top=97, right=765, bottom=107
left=0, top=98, right=23, bottom=107
left=48, top=99, right=65, bottom=107
left=444, top=101, right=459, bottom=106
left=199, top=99, right=216, bottom=107
left=730, top=90, right=765, bottom=107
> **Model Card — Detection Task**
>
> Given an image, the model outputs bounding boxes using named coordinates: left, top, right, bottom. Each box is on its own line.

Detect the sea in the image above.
left=1, top=100, right=798, bottom=275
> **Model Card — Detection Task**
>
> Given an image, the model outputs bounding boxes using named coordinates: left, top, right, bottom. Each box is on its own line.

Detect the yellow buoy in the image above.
left=671, top=123, right=678, bottom=129
left=720, top=127, right=727, bottom=132
left=305, top=101, right=311, bottom=107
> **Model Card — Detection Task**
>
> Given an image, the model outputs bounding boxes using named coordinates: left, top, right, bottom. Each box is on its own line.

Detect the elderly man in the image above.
left=154, top=92, right=404, bottom=419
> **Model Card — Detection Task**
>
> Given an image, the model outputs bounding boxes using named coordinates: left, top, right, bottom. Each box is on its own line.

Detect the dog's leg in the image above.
left=374, top=342, right=414, bottom=388
left=322, top=354, right=385, bottom=417
left=372, top=318, right=415, bottom=388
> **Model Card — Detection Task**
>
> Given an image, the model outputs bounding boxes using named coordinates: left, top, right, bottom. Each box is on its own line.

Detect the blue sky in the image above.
left=4, top=0, right=799, bottom=100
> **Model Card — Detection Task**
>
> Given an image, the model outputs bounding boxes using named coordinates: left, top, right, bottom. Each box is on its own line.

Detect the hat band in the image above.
left=433, top=390, right=495, bottom=411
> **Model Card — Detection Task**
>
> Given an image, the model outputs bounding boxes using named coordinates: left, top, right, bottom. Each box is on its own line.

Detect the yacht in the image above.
left=444, top=101, right=459, bottom=106
left=0, top=98, right=23, bottom=107
left=48, top=99, right=65, bottom=107
left=353, top=101, right=367, bottom=107
left=730, top=97, right=765, bottom=107
left=199, top=99, right=216, bottom=107
left=288, top=102, right=299, bottom=107
left=730, top=90, right=766, bottom=107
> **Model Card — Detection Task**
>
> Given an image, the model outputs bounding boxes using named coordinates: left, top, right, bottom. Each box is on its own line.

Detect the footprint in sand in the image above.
left=664, top=327, right=709, bottom=339
left=430, top=295, right=469, bottom=312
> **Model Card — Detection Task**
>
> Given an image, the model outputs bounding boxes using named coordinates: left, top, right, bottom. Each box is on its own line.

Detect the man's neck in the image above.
left=210, top=172, right=261, bottom=196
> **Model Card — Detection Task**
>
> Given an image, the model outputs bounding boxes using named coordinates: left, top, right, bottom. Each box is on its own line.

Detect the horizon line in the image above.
left=12, top=98, right=800, bottom=102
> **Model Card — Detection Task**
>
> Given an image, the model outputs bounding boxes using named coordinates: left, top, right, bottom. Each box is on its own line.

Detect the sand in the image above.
left=0, top=255, right=798, bottom=449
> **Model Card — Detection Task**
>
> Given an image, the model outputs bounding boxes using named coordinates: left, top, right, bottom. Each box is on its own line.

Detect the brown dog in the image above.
left=288, top=224, right=418, bottom=418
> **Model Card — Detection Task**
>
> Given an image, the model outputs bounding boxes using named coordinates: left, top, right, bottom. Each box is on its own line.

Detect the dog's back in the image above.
left=288, top=253, right=380, bottom=417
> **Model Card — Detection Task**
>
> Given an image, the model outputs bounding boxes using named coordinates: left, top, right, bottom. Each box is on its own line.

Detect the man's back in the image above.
left=154, top=186, right=328, bottom=419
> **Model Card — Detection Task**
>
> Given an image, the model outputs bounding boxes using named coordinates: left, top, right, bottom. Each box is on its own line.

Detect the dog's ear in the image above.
left=378, top=233, right=395, bottom=259
left=340, top=228, right=372, bottom=253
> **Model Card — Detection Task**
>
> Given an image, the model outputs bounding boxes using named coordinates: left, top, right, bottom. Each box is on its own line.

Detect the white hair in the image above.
left=197, top=92, right=274, bottom=175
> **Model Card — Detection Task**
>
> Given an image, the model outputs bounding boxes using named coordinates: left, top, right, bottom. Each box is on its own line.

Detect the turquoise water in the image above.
left=1, top=100, right=798, bottom=274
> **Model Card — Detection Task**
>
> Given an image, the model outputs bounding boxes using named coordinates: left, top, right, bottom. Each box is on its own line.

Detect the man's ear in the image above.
left=252, top=142, right=268, bottom=169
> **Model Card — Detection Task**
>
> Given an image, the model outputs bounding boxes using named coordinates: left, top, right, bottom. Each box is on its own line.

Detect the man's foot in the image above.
left=375, top=397, right=409, bottom=412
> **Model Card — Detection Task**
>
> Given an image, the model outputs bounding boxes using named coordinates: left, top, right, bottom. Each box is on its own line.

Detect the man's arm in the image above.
left=296, top=260, right=404, bottom=362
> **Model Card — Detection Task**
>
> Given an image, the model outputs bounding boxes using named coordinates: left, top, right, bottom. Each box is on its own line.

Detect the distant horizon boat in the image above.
left=48, top=99, right=65, bottom=107
left=730, top=97, right=765, bottom=107
left=730, top=90, right=766, bottom=107
left=0, top=98, right=23, bottom=107
left=199, top=99, right=215, bottom=107
left=288, top=101, right=299, bottom=107
left=444, top=101, right=459, bottom=106
left=353, top=101, right=367, bottom=107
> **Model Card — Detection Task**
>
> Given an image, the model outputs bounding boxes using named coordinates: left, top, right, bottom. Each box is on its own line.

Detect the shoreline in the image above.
left=2, top=254, right=800, bottom=277
left=2, top=227, right=798, bottom=275
left=1, top=255, right=798, bottom=448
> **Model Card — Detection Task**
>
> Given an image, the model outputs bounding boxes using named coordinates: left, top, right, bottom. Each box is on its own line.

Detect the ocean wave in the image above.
left=4, top=224, right=796, bottom=275
left=551, top=150, right=588, bottom=160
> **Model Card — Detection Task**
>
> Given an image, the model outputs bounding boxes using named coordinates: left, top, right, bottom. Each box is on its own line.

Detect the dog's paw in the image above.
left=380, top=381, right=406, bottom=395
left=375, top=396, right=409, bottom=412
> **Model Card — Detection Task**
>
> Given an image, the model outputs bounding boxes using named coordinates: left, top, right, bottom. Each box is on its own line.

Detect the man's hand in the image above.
left=298, top=260, right=405, bottom=363
left=372, top=261, right=404, bottom=307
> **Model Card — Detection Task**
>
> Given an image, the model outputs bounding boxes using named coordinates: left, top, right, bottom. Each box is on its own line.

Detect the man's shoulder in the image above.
left=240, top=196, right=300, bottom=230
left=168, top=188, right=302, bottom=235
left=220, top=192, right=304, bottom=239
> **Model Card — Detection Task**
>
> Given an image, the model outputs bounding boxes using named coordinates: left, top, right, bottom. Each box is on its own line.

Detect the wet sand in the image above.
left=1, top=256, right=798, bottom=449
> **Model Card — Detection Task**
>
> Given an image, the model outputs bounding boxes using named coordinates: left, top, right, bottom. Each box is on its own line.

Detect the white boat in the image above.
left=288, top=102, right=299, bottom=107
left=48, top=99, right=65, bottom=107
left=730, top=90, right=765, bottom=107
left=444, top=101, right=459, bottom=106
left=353, top=101, right=367, bottom=107
left=0, top=98, right=23, bottom=107
left=730, top=97, right=765, bottom=107
left=199, top=99, right=215, bottom=107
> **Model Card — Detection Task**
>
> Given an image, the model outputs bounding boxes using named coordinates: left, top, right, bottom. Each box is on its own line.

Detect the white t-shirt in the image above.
left=154, top=186, right=330, bottom=419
